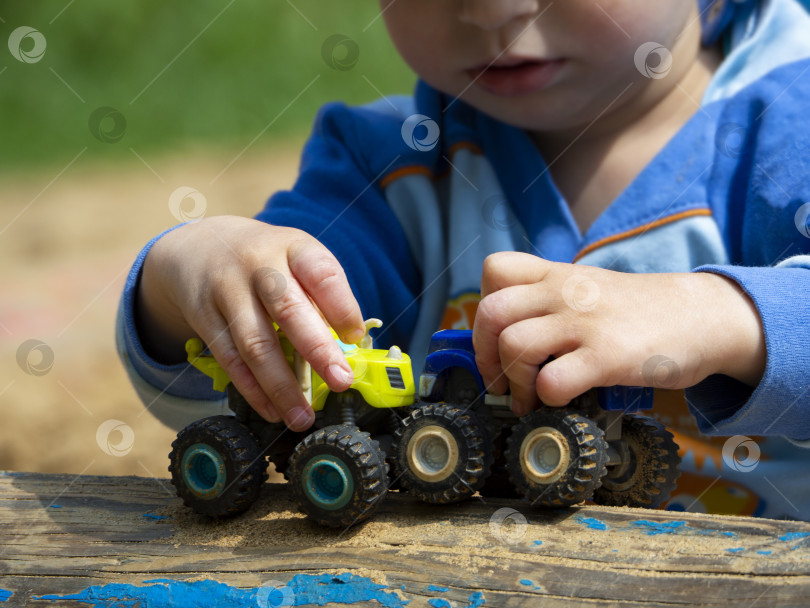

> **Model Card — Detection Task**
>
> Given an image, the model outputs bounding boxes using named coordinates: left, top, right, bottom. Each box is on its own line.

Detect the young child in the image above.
left=118, top=0, right=810, bottom=519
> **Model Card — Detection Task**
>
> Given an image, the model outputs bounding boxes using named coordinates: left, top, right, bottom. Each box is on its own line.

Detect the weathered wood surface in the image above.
left=2, top=471, right=810, bottom=607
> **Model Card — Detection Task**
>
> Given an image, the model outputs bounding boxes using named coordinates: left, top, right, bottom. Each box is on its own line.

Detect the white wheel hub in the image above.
left=520, top=426, right=570, bottom=485
left=407, top=425, right=459, bottom=482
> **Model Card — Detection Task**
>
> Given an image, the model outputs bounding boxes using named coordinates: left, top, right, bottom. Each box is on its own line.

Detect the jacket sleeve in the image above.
left=116, top=102, right=422, bottom=429
left=685, top=59, right=810, bottom=440
left=687, top=256, right=810, bottom=440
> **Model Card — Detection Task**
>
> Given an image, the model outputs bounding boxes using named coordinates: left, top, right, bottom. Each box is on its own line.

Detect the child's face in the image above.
left=380, top=0, right=703, bottom=134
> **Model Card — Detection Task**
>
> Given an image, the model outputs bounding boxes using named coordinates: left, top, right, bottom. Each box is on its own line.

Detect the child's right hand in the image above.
left=135, top=215, right=366, bottom=431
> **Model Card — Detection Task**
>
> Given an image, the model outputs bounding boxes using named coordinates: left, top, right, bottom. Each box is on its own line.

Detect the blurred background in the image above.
left=0, top=1, right=414, bottom=477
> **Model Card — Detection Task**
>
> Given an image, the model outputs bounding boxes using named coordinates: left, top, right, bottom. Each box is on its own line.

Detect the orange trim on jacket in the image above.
left=573, top=208, right=713, bottom=263
left=378, top=141, right=481, bottom=189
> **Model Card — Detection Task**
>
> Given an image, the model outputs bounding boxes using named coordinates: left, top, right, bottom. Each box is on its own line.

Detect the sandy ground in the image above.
left=0, top=140, right=304, bottom=477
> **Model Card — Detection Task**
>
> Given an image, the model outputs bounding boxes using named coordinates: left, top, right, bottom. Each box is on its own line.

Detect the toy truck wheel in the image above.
left=479, top=426, right=522, bottom=499
left=592, top=415, right=681, bottom=508
left=392, top=403, right=492, bottom=504
left=506, top=408, right=608, bottom=507
left=169, top=415, right=268, bottom=517
left=226, top=385, right=303, bottom=477
left=288, top=424, right=389, bottom=528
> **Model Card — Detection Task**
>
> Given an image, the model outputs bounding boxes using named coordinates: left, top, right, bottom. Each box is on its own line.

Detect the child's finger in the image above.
left=251, top=265, right=355, bottom=393
left=535, top=347, right=608, bottom=407
left=481, top=251, right=553, bottom=297
left=211, top=292, right=316, bottom=431
left=496, top=317, right=579, bottom=414
left=188, top=313, right=284, bottom=426
left=288, top=242, right=366, bottom=345
left=472, top=283, right=558, bottom=394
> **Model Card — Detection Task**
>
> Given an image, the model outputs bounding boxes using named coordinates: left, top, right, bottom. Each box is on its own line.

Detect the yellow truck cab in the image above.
left=185, top=318, right=415, bottom=411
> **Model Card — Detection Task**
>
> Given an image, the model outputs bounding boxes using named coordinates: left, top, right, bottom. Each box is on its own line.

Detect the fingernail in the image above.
left=328, top=363, right=353, bottom=387
left=286, top=405, right=314, bottom=431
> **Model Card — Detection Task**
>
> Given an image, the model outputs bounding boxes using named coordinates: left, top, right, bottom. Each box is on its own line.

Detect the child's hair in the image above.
left=699, top=0, right=749, bottom=45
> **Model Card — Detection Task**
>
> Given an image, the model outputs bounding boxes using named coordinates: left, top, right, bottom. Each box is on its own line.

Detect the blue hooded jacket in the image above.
left=118, top=0, right=810, bottom=519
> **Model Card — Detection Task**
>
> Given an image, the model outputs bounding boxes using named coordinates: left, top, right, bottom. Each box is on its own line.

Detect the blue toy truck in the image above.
left=405, top=329, right=681, bottom=508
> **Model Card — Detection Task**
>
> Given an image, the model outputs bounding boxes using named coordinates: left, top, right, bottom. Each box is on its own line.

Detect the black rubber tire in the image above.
left=288, top=424, right=389, bottom=528
left=506, top=408, right=608, bottom=507
left=254, top=422, right=305, bottom=479
left=226, top=385, right=303, bottom=477
left=169, top=415, right=268, bottom=517
left=392, top=403, right=492, bottom=504
left=479, top=425, right=522, bottom=499
left=592, top=415, right=681, bottom=508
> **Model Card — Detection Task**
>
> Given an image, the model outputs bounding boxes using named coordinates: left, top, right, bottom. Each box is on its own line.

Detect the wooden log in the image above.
left=1, top=471, right=810, bottom=607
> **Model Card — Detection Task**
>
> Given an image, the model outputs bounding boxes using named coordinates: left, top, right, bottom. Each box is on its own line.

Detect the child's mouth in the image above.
left=466, top=59, right=566, bottom=96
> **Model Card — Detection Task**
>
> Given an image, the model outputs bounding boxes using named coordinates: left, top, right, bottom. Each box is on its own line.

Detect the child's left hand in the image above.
left=472, top=252, right=766, bottom=416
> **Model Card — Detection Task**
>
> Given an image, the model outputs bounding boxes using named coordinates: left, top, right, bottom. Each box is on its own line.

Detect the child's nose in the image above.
left=459, top=0, right=541, bottom=31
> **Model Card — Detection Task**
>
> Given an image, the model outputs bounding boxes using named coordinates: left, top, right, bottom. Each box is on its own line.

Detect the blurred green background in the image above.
left=0, top=0, right=415, bottom=172
left=0, top=1, right=415, bottom=476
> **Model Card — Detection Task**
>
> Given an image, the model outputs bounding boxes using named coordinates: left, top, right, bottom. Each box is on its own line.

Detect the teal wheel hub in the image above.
left=182, top=443, right=227, bottom=498
left=302, top=455, right=354, bottom=510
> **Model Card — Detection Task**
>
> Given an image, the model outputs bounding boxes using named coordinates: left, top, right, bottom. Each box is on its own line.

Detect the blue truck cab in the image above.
left=420, top=329, right=654, bottom=412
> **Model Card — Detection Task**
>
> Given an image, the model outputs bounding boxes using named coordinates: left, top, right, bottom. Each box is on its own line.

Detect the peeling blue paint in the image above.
left=532, top=540, right=543, bottom=546
left=0, top=589, right=12, bottom=602
left=49, top=504, right=62, bottom=509
left=726, top=547, right=744, bottom=553
left=427, top=586, right=449, bottom=593
left=696, top=529, right=735, bottom=537
left=519, top=580, right=533, bottom=586
left=779, top=532, right=810, bottom=542
left=757, top=550, right=772, bottom=555
left=142, top=513, right=168, bottom=520
left=631, top=520, right=686, bottom=535
left=631, top=520, right=736, bottom=538
left=35, top=573, right=410, bottom=607
left=575, top=516, right=607, bottom=531
left=427, top=593, right=485, bottom=608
